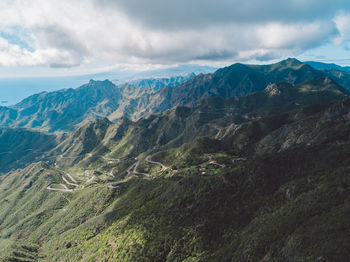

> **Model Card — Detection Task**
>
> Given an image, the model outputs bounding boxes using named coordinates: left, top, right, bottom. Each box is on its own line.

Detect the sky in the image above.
left=0, top=0, right=350, bottom=77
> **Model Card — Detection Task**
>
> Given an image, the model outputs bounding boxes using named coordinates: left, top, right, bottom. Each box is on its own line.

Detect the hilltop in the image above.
left=0, top=59, right=350, bottom=261
left=1, top=59, right=350, bottom=132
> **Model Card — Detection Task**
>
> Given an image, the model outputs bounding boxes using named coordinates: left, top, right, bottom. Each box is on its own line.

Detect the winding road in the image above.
left=107, top=184, right=119, bottom=189
left=46, top=168, right=82, bottom=193
left=125, top=155, right=169, bottom=177
left=31, top=151, right=169, bottom=192
left=47, top=183, right=74, bottom=193
left=145, top=156, right=168, bottom=170
left=132, top=159, right=149, bottom=176
left=87, top=153, right=120, bottom=162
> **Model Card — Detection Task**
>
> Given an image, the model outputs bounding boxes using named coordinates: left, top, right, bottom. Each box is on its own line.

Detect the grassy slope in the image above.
left=0, top=76, right=350, bottom=261
left=1, top=144, right=348, bottom=261
left=1, top=97, right=350, bottom=260
left=0, top=128, right=58, bottom=174
left=49, top=77, right=347, bottom=171
left=1, top=59, right=349, bottom=133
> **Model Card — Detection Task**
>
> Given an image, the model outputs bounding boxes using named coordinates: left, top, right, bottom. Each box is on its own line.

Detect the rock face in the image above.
left=2, top=58, right=349, bottom=132
left=1, top=86, right=350, bottom=261
left=139, top=59, right=322, bottom=111
left=108, top=59, right=350, bottom=121
left=127, top=74, right=195, bottom=90
left=0, top=80, right=123, bottom=132
left=1, top=59, right=350, bottom=261
left=219, top=96, right=350, bottom=156
left=44, top=76, right=348, bottom=170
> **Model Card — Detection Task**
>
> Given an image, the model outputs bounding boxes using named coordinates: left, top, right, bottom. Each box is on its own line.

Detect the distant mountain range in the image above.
left=0, top=58, right=350, bottom=132
left=49, top=76, right=346, bottom=169
left=306, top=61, right=350, bottom=73
left=1, top=58, right=350, bottom=261
left=127, top=73, right=195, bottom=90
left=1, top=71, right=346, bottom=173
left=0, top=64, right=216, bottom=105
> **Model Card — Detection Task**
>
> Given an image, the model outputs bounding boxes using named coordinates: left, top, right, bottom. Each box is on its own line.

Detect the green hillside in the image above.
left=1, top=96, right=350, bottom=261
left=0, top=128, right=58, bottom=174
left=0, top=59, right=350, bottom=261
left=1, top=59, right=349, bottom=132
left=46, top=77, right=348, bottom=170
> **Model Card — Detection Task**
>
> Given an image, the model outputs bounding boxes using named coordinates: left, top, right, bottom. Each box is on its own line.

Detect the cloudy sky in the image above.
left=0, top=0, right=350, bottom=77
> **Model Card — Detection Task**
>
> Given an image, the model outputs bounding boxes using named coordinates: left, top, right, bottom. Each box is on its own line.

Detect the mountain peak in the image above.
left=280, top=58, right=303, bottom=66
left=88, top=79, right=113, bottom=85
left=265, top=58, right=306, bottom=73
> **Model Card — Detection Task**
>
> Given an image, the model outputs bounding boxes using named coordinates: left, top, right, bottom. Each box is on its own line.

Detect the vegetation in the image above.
left=1, top=59, right=349, bottom=132
left=0, top=59, right=350, bottom=261
left=0, top=128, right=58, bottom=174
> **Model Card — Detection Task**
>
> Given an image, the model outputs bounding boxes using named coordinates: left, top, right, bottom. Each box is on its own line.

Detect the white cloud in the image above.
left=98, top=0, right=350, bottom=29
left=256, top=22, right=335, bottom=49
left=0, top=0, right=348, bottom=68
left=334, top=12, right=350, bottom=47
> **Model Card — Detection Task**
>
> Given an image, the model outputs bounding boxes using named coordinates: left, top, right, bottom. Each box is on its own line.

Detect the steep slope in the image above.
left=0, top=95, right=350, bottom=261
left=0, top=76, right=189, bottom=132
left=0, top=162, right=77, bottom=261
left=1, top=59, right=347, bottom=132
left=306, top=61, right=350, bottom=73
left=317, top=68, right=350, bottom=91
left=49, top=77, right=347, bottom=170
left=218, top=97, right=350, bottom=156
left=0, top=80, right=123, bottom=132
left=127, top=73, right=195, bottom=90
left=306, top=61, right=350, bottom=91
left=110, top=58, right=329, bottom=120
left=0, top=76, right=341, bottom=174
left=0, top=127, right=58, bottom=174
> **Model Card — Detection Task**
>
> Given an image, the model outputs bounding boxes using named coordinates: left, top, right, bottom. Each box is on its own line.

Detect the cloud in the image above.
left=334, top=11, right=350, bottom=48
left=0, top=36, right=83, bottom=67
left=99, top=0, right=350, bottom=29
left=0, top=0, right=348, bottom=68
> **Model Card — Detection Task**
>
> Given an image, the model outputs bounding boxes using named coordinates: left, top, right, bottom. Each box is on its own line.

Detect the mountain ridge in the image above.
left=42, top=76, right=348, bottom=171
left=1, top=58, right=350, bottom=260
left=1, top=58, right=350, bottom=132
left=1, top=81, right=350, bottom=260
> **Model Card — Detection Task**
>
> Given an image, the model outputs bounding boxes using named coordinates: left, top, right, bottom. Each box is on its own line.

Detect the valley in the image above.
left=0, top=59, right=350, bottom=261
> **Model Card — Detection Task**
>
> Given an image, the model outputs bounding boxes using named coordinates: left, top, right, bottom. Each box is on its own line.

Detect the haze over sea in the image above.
left=0, top=64, right=215, bottom=106
left=0, top=77, right=88, bottom=105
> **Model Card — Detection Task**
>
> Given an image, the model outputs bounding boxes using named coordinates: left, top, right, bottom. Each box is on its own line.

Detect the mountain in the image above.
left=0, top=64, right=216, bottom=106
left=45, top=77, right=348, bottom=170
left=0, top=75, right=192, bottom=132
left=304, top=61, right=350, bottom=93
left=1, top=58, right=350, bottom=132
left=0, top=84, right=350, bottom=260
left=109, top=58, right=334, bottom=120
left=0, top=77, right=91, bottom=106
left=157, top=58, right=324, bottom=104
left=0, top=80, right=123, bottom=132
left=0, top=76, right=343, bottom=173
left=127, top=73, right=195, bottom=90
left=0, top=127, right=58, bottom=174
left=306, top=61, right=350, bottom=73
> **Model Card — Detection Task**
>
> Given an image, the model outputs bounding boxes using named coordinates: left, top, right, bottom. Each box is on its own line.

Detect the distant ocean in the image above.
left=0, top=77, right=90, bottom=106
left=0, top=64, right=216, bottom=106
